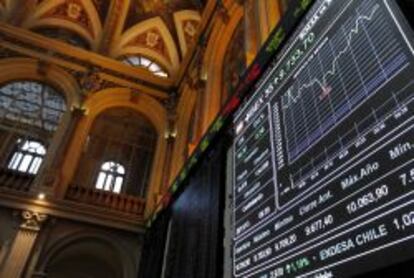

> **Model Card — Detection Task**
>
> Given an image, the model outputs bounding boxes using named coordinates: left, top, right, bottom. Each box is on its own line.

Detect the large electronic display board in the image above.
left=231, top=0, right=414, bottom=277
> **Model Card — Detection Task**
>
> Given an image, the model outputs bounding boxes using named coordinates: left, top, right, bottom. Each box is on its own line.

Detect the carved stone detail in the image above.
left=218, top=3, right=230, bottom=23
left=0, top=32, right=169, bottom=100
left=80, top=67, right=104, bottom=93
left=71, top=105, right=88, bottom=117
left=20, top=211, right=48, bottom=231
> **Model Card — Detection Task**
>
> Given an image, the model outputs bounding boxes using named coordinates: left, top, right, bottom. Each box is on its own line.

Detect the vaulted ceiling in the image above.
left=0, top=0, right=206, bottom=79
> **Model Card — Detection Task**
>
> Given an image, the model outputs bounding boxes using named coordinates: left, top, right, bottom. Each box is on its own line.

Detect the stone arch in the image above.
left=169, top=84, right=197, bottom=182
left=60, top=88, right=168, bottom=216
left=0, top=58, right=82, bottom=190
left=113, top=17, right=180, bottom=76
left=173, top=10, right=201, bottom=56
left=73, top=107, right=158, bottom=196
left=26, top=20, right=95, bottom=49
left=21, top=0, right=103, bottom=50
left=201, top=3, right=244, bottom=133
left=37, top=231, right=135, bottom=278
left=0, top=58, right=81, bottom=108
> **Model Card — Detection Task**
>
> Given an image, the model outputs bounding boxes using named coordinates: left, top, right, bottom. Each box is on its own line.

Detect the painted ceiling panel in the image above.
left=91, top=0, right=111, bottom=23
left=1, top=0, right=206, bottom=80
left=124, top=0, right=203, bottom=30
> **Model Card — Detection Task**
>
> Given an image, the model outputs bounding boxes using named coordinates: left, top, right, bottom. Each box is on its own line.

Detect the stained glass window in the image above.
left=95, top=161, right=125, bottom=194
left=0, top=81, right=67, bottom=131
left=122, top=56, right=169, bottom=78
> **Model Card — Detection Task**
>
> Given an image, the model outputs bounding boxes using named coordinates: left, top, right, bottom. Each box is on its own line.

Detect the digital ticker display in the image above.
left=231, top=0, right=414, bottom=277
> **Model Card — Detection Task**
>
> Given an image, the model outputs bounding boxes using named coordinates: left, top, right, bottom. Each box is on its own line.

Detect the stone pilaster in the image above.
left=0, top=211, right=47, bottom=278
left=32, top=106, right=85, bottom=195
left=0, top=240, right=10, bottom=270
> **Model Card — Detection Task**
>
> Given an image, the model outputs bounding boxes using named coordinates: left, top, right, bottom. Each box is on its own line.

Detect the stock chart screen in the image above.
left=231, top=0, right=414, bottom=277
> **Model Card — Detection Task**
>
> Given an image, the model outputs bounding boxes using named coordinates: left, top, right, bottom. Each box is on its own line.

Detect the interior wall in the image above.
left=72, top=108, right=157, bottom=196
left=0, top=207, right=18, bottom=270
left=168, top=141, right=226, bottom=278
left=31, top=218, right=143, bottom=278
left=139, top=138, right=227, bottom=278
left=138, top=210, right=171, bottom=278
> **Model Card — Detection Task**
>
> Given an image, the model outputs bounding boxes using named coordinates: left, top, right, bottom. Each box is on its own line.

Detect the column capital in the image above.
left=20, top=211, right=48, bottom=232
left=71, top=105, right=88, bottom=117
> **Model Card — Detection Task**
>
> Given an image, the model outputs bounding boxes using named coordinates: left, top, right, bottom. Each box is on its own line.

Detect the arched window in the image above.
left=8, top=139, right=46, bottom=174
left=73, top=108, right=157, bottom=197
left=122, top=56, right=169, bottom=78
left=95, top=161, right=125, bottom=194
left=0, top=80, right=67, bottom=131
left=0, top=80, right=66, bottom=179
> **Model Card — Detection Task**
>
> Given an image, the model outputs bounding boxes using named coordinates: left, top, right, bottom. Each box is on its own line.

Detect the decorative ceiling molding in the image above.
left=114, top=16, right=180, bottom=76
left=90, top=0, right=112, bottom=23
left=123, top=0, right=202, bottom=31
left=0, top=23, right=173, bottom=100
left=97, top=0, right=125, bottom=54
left=21, top=0, right=103, bottom=50
left=0, top=0, right=12, bottom=21
left=174, top=10, right=201, bottom=56
left=0, top=0, right=207, bottom=80
left=0, top=0, right=211, bottom=91
left=126, top=29, right=171, bottom=61
left=173, top=0, right=218, bottom=88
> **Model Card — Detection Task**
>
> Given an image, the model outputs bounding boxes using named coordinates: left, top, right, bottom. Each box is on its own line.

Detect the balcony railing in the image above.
left=0, top=168, right=34, bottom=192
left=66, top=185, right=146, bottom=216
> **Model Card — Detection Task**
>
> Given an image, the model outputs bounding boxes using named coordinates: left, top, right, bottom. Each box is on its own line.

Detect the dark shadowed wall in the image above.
left=139, top=140, right=227, bottom=278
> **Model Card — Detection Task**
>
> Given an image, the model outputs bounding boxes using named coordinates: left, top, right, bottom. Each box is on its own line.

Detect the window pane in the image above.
left=29, top=157, right=43, bottom=174
left=18, top=155, right=33, bottom=172
left=155, top=71, right=168, bottom=77
left=96, top=161, right=126, bottom=192
left=140, top=57, right=151, bottom=67
left=121, top=56, right=168, bottom=78
left=130, top=56, right=140, bottom=65
left=8, top=152, right=23, bottom=170
left=7, top=140, right=47, bottom=174
left=21, top=140, right=46, bottom=155
left=149, top=63, right=160, bottom=72
left=96, top=172, right=106, bottom=189
left=21, top=141, right=31, bottom=151
left=35, top=144, right=46, bottom=155
left=114, top=177, right=123, bottom=193
left=117, top=165, right=125, bottom=175
left=0, top=81, right=66, bottom=131
left=30, top=141, right=39, bottom=148
left=102, top=162, right=111, bottom=171
left=104, top=174, right=113, bottom=191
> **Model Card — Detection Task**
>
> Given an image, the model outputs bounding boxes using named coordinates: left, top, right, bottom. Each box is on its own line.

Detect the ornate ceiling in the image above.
left=0, top=0, right=206, bottom=79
